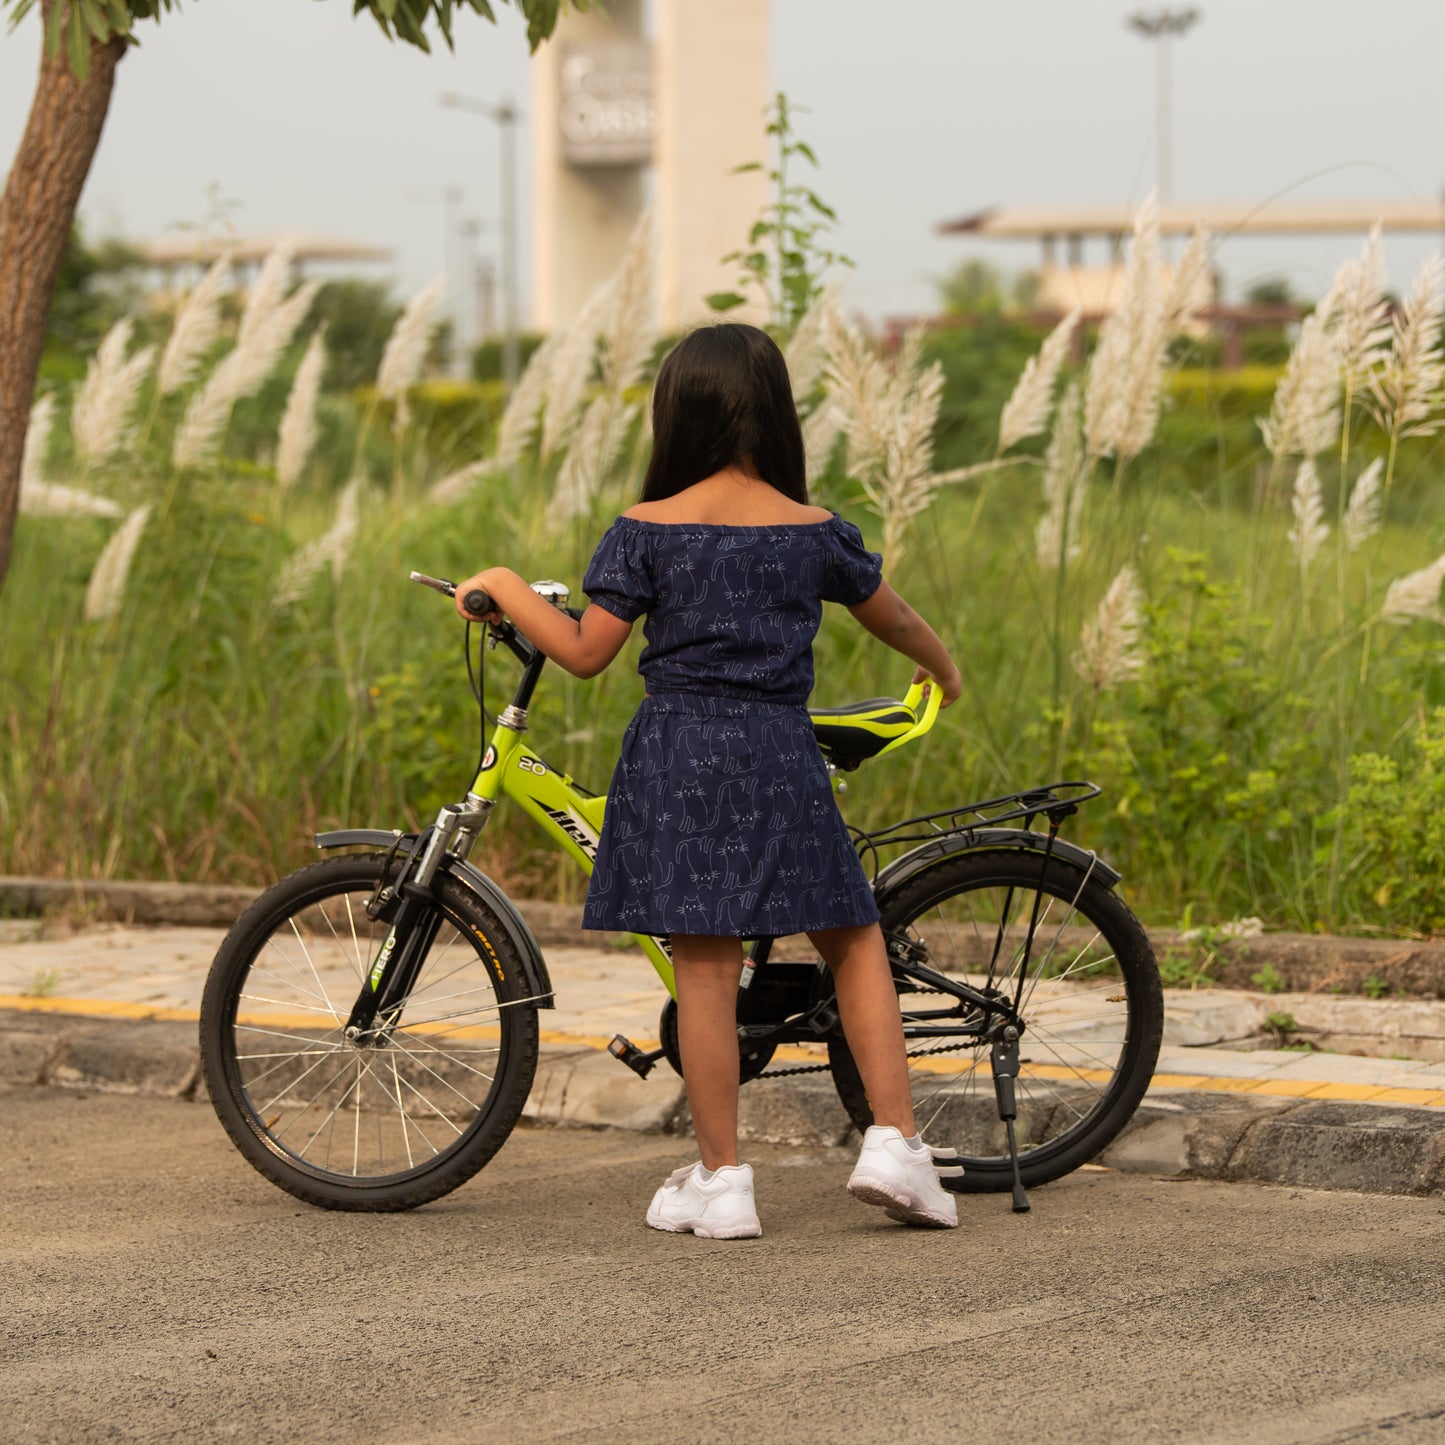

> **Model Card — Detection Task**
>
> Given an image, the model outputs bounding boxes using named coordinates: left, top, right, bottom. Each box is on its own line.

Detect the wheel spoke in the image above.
left=832, top=853, right=1160, bottom=1187
left=384, top=1035, right=496, bottom=1106
left=285, top=915, right=344, bottom=1023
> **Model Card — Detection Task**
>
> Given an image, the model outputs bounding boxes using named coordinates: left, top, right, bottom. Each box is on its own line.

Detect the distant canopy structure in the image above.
left=136, top=232, right=393, bottom=287
left=933, top=199, right=1445, bottom=367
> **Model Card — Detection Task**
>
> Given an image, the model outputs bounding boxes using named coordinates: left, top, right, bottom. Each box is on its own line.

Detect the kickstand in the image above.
left=990, top=1027, right=1031, bottom=1214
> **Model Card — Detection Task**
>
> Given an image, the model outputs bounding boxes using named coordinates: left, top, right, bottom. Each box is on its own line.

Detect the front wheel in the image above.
left=200, top=854, right=540, bottom=1211
left=828, top=849, right=1162, bottom=1192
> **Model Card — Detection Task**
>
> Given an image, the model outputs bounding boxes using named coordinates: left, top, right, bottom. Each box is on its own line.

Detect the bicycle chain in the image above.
left=758, top=1036, right=980, bottom=1080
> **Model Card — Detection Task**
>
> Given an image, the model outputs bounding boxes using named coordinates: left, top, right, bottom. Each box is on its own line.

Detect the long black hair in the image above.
left=639, top=323, right=808, bottom=503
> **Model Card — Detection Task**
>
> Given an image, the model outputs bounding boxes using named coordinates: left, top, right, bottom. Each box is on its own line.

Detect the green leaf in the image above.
left=78, top=1, right=110, bottom=45
left=748, top=221, right=773, bottom=244
left=730, top=161, right=763, bottom=175
left=43, top=0, right=65, bottom=58
left=705, top=291, right=748, bottom=313
left=67, top=4, right=91, bottom=79
left=804, top=190, right=837, bottom=221
left=524, top=0, right=563, bottom=51
left=792, top=140, right=818, bottom=167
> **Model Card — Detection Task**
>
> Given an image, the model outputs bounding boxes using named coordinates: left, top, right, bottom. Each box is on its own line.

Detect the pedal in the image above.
left=608, top=1035, right=664, bottom=1079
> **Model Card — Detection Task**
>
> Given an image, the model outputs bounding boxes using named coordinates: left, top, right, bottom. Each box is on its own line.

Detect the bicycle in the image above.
left=200, top=573, right=1163, bottom=1214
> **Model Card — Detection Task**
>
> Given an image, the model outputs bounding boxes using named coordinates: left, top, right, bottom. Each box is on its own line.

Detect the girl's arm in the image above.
left=454, top=566, right=633, bottom=679
left=848, top=581, right=963, bottom=706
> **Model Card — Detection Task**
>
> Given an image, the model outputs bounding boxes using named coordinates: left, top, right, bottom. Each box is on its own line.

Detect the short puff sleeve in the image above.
left=583, top=519, right=654, bottom=623
left=819, top=517, right=884, bottom=606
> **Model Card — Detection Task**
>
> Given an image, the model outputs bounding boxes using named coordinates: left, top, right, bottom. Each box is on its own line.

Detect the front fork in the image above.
left=343, top=794, right=493, bottom=1041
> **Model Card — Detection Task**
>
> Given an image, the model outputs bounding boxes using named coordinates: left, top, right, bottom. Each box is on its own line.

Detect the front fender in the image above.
left=871, top=827, right=1121, bottom=898
left=314, top=829, right=555, bottom=1008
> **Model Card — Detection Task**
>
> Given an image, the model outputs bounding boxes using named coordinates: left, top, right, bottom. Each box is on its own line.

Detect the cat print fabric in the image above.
left=580, top=514, right=884, bottom=937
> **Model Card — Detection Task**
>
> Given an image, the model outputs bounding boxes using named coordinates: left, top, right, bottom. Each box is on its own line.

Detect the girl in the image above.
left=456, top=323, right=964, bottom=1237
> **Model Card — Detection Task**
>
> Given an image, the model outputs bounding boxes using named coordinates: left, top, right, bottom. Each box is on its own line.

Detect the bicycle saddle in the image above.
left=808, top=697, right=917, bottom=770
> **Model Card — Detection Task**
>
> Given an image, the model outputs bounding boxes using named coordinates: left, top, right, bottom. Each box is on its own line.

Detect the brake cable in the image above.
left=464, top=620, right=497, bottom=787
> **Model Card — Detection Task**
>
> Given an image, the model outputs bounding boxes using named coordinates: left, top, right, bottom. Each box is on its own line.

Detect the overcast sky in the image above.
left=3, top=0, right=1443, bottom=325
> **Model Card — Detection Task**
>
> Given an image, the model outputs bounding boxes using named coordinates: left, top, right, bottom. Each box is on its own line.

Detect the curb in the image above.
left=5, top=874, right=1444, bottom=996
left=6, top=1006, right=1445, bottom=1199
left=0, top=876, right=627, bottom=949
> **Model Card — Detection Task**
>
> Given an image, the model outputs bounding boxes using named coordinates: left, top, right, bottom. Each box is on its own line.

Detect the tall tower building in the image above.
left=530, top=0, right=770, bottom=332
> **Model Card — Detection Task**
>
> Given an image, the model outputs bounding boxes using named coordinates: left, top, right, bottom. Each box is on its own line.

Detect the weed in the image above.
left=1158, top=947, right=1215, bottom=989
left=1362, top=974, right=1391, bottom=999
left=1262, top=1009, right=1299, bottom=1037
left=1251, top=963, right=1286, bottom=995
left=20, top=967, right=61, bottom=999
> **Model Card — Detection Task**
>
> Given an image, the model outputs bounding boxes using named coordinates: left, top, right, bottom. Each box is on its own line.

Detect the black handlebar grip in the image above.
left=462, top=588, right=493, bottom=617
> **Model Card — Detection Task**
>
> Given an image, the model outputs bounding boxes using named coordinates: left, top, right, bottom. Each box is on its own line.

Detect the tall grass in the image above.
left=5, top=222, right=1445, bottom=937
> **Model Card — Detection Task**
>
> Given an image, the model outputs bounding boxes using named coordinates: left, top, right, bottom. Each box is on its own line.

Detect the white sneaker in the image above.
left=847, top=1126, right=959, bottom=1228
left=646, top=1162, right=762, bottom=1239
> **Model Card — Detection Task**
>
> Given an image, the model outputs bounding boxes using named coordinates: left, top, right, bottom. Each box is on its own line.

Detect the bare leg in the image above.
left=670, top=935, right=744, bottom=1170
left=809, top=922, right=917, bottom=1137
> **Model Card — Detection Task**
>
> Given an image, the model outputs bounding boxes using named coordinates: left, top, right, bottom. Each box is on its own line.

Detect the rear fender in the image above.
left=314, top=829, right=554, bottom=1008
left=871, top=827, right=1121, bottom=900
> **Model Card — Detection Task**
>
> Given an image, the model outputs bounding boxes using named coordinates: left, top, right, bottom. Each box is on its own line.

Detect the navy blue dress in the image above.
left=580, top=512, right=884, bottom=938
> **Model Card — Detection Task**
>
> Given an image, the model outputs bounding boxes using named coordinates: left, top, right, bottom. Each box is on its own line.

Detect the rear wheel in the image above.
left=200, top=854, right=539, bottom=1211
left=828, top=849, right=1162, bottom=1192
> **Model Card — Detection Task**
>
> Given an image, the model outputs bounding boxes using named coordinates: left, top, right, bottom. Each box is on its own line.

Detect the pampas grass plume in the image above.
left=72, top=320, right=156, bottom=466
left=273, top=478, right=362, bottom=605
left=83, top=504, right=152, bottom=621
left=429, top=459, right=495, bottom=506
left=493, top=328, right=564, bottom=468
left=377, top=275, right=445, bottom=433
left=174, top=248, right=321, bottom=469
left=998, top=308, right=1080, bottom=454
left=1167, top=224, right=1214, bottom=325
left=1084, top=195, right=1168, bottom=462
left=540, top=278, right=613, bottom=461
left=1287, top=459, right=1330, bottom=566
left=158, top=256, right=230, bottom=396
left=1372, top=251, right=1444, bottom=440
left=786, top=288, right=834, bottom=403
left=1259, top=304, right=1340, bottom=462
left=1035, top=382, right=1086, bottom=569
left=238, top=242, right=296, bottom=352
left=276, top=327, right=327, bottom=489
left=1381, top=552, right=1445, bottom=626
left=1331, top=220, right=1392, bottom=390
left=1074, top=565, right=1145, bottom=690
left=598, top=210, right=656, bottom=396
left=1344, top=458, right=1384, bottom=552
left=24, top=396, right=122, bottom=514
left=21, top=393, right=53, bottom=491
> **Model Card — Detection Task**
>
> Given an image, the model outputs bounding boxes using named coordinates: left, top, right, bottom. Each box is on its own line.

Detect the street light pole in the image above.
left=1125, top=7, right=1201, bottom=206
left=439, top=90, right=522, bottom=390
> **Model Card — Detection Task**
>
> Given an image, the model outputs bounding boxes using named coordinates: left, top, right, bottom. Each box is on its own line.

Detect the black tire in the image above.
left=200, top=854, right=539, bottom=1211
left=829, top=849, right=1162, bottom=1193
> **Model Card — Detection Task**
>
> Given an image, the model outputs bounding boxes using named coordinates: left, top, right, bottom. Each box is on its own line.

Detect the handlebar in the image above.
left=409, top=570, right=492, bottom=619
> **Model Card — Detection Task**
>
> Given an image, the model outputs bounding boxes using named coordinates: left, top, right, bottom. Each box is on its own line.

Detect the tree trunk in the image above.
left=0, top=3, right=126, bottom=593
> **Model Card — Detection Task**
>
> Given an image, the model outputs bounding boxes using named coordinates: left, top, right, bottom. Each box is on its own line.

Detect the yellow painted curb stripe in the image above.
left=1150, top=1070, right=1445, bottom=1108
left=0, top=995, right=198, bottom=1023
left=8, top=994, right=1445, bottom=1108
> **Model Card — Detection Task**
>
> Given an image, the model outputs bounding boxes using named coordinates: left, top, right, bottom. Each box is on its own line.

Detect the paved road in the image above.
left=5, top=1085, right=1445, bottom=1444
